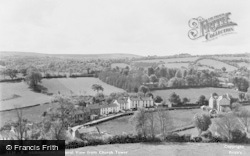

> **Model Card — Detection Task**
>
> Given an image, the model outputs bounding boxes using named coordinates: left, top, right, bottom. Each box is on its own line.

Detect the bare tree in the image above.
left=156, top=108, right=171, bottom=138
left=130, top=108, right=148, bottom=137
left=147, top=112, right=157, bottom=138
left=235, top=108, right=250, bottom=132
left=213, top=113, right=244, bottom=140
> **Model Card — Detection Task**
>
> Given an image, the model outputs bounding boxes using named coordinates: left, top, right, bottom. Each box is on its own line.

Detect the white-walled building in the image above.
left=114, top=96, right=154, bottom=110
left=209, top=93, right=231, bottom=112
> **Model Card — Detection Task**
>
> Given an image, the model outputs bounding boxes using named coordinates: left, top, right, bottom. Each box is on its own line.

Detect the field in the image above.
left=41, top=77, right=125, bottom=96
left=97, top=109, right=202, bottom=135
left=134, top=57, right=199, bottom=63
left=152, top=87, right=240, bottom=103
left=0, top=81, right=51, bottom=111
left=237, top=62, right=250, bottom=70
left=197, top=59, right=238, bottom=71
left=66, top=142, right=250, bottom=156
left=0, top=102, right=59, bottom=127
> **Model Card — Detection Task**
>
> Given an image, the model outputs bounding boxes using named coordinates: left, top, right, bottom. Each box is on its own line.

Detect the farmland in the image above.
left=152, top=87, right=240, bottom=103
left=197, top=59, right=238, bottom=71
left=0, top=102, right=59, bottom=127
left=97, top=109, right=202, bottom=135
left=42, top=77, right=125, bottom=96
left=0, top=77, right=125, bottom=111
left=0, top=81, right=51, bottom=111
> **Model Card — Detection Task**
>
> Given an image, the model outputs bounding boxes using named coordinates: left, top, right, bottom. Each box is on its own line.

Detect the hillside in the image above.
left=0, top=51, right=142, bottom=59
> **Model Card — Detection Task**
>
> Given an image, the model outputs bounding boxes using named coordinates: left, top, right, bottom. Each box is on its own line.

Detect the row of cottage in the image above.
left=74, top=96, right=154, bottom=121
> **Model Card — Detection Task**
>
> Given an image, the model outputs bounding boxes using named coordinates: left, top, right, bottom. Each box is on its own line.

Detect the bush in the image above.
left=209, top=136, right=223, bottom=143
left=231, top=129, right=247, bottom=143
left=191, top=136, right=202, bottom=142
left=165, top=133, right=185, bottom=142
left=201, top=131, right=212, bottom=139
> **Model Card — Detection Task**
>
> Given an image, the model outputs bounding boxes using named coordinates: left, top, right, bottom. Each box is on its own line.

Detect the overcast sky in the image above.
left=0, top=0, right=249, bottom=56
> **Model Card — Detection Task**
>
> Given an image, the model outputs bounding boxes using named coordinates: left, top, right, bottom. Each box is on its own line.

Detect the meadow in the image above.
left=0, top=81, right=51, bottom=111
left=133, top=57, right=199, bottom=63
left=97, top=109, right=202, bottom=135
left=41, top=77, right=125, bottom=96
left=152, top=87, right=240, bottom=103
left=197, top=59, right=238, bottom=71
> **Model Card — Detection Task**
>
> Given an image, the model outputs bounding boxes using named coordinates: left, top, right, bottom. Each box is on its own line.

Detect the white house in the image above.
left=209, top=93, right=231, bottom=112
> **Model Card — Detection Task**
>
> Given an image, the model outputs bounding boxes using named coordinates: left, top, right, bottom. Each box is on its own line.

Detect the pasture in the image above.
left=197, top=59, right=238, bottom=71
left=42, top=77, right=125, bottom=96
left=0, top=81, right=51, bottom=111
left=152, top=87, right=240, bottom=103
left=97, top=109, right=202, bottom=135
left=0, top=102, right=59, bottom=127
left=133, top=57, right=199, bottom=63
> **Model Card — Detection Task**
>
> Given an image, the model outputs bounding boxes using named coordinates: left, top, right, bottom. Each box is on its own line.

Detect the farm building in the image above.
left=209, top=93, right=232, bottom=112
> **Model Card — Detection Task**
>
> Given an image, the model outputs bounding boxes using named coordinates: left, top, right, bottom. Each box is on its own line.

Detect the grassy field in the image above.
left=0, top=81, right=51, bottom=111
left=0, top=102, right=59, bottom=127
left=97, top=109, right=202, bottom=135
left=42, top=77, right=125, bottom=96
left=197, top=59, right=238, bottom=71
left=152, top=87, right=240, bottom=103
left=134, top=57, right=199, bottom=63
left=66, top=142, right=250, bottom=156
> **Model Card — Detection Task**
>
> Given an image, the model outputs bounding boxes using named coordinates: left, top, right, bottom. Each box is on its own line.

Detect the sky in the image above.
left=0, top=0, right=250, bottom=56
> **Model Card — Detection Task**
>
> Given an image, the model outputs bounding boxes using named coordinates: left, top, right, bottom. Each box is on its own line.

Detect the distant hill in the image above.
left=0, top=51, right=142, bottom=59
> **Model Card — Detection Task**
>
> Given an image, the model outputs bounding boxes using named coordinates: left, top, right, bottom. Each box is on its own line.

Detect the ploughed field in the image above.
left=152, top=87, right=240, bottom=103
left=97, top=109, right=202, bottom=135
left=66, top=142, right=250, bottom=156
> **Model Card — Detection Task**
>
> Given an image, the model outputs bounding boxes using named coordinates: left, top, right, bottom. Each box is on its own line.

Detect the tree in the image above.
left=147, top=112, right=156, bottom=138
left=139, top=85, right=149, bottom=96
left=159, top=67, right=167, bottom=77
left=91, top=84, right=104, bottom=93
left=235, top=107, right=250, bottom=132
left=156, top=108, right=171, bottom=138
left=5, top=68, right=18, bottom=80
left=212, top=113, right=245, bottom=141
left=238, top=93, right=245, bottom=101
left=175, top=69, right=182, bottom=78
left=145, top=92, right=154, bottom=98
left=182, top=97, right=190, bottom=104
left=222, top=67, right=226, bottom=72
left=141, top=74, right=150, bottom=84
left=158, top=77, right=168, bottom=88
left=232, top=77, right=249, bottom=92
left=168, top=92, right=181, bottom=105
left=130, top=108, right=148, bottom=137
left=25, top=68, right=42, bottom=89
left=193, top=113, right=211, bottom=136
left=147, top=67, right=154, bottom=76
left=43, top=96, right=76, bottom=140
left=197, top=95, right=207, bottom=106
left=154, top=96, right=163, bottom=103
left=149, top=74, right=158, bottom=83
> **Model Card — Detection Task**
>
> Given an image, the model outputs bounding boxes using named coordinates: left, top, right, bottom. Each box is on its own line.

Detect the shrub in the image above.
left=201, top=130, right=212, bottom=139
left=231, top=129, right=247, bottom=143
